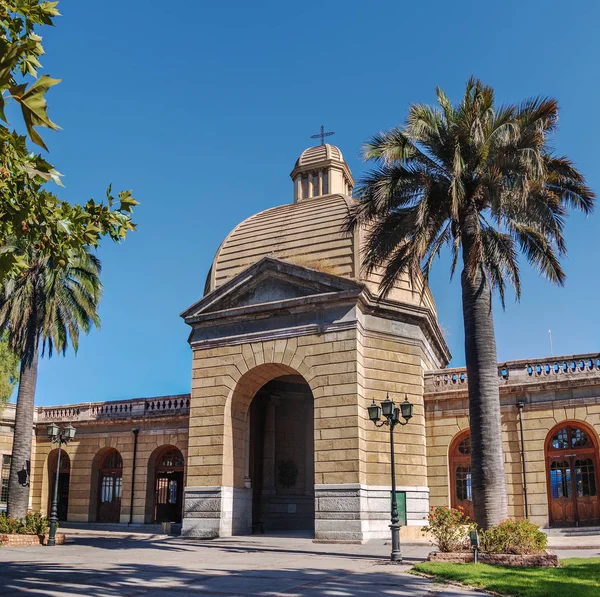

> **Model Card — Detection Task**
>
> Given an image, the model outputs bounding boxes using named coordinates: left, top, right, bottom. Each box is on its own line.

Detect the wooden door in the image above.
left=547, top=424, right=600, bottom=527
left=449, top=431, right=474, bottom=520
left=548, top=459, right=575, bottom=526
left=96, top=450, right=123, bottom=523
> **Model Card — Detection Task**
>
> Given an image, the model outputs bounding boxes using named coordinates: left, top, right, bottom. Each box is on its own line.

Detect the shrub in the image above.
left=0, top=511, right=51, bottom=535
left=23, top=511, right=50, bottom=535
left=422, top=506, right=476, bottom=552
left=0, top=513, right=23, bottom=534
left=480, top=518, right=548, bottom=555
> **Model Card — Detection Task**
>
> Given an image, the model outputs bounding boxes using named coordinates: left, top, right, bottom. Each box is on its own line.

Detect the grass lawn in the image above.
left=413, top=558, right=600, bottom=597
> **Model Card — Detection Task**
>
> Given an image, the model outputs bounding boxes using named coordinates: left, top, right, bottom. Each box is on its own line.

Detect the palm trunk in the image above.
left=461, top=212, right=508, bottom=530
left=461, top=269, right=508, bottom=528
left=7, top=344, right=39, bottom=519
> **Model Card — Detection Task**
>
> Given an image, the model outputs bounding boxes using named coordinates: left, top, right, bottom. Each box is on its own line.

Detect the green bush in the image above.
left=0, top=511, right=50, bottom=535
left=23, top=511, right=50, bottom=535
left=479, top=518, right=548, bottom=555
left=422, top=506, right=476, bottom=552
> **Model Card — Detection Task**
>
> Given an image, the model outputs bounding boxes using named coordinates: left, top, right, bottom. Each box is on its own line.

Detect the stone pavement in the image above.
left=0, top=533, right=488, bottom=597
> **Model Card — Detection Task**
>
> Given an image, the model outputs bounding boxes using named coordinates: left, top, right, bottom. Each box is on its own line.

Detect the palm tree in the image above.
left=0, top=251, right=102, bottom=518
left=346, top=78, right=594, bottom=529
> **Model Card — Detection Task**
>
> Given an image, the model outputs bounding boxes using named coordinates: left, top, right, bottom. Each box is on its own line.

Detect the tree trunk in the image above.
left=461, top=265, right=508, bottom=529
left=7, top=344, right=39, bottom=519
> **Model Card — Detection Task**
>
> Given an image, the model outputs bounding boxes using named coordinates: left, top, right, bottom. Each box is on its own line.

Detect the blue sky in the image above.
left=27, top=0, right=600, bottom=406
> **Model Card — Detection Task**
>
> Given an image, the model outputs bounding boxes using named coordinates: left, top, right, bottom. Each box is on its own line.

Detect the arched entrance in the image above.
left=226, top=364, right=315, bottom=536
left=96, top=449, right=123, bottom=523
left=47, top=450, right=70, bottom=521
left=247, top=375, right=314, bottom=533
left=153, top=447, right=184, bottom=523
left=546, top=422, right=600, bottom=527
left=449, top=430, right=473, bottom=520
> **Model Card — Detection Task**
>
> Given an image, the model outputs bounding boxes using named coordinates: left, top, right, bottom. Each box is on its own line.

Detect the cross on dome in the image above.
left=310, top=125, right=335, bottom=146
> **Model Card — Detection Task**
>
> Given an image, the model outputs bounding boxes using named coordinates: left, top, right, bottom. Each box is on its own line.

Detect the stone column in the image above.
left=305, top=399, right=314, bottom=496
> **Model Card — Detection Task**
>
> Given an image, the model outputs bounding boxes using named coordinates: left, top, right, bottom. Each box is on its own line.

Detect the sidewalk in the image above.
left=0, top=533, right=488, bottom=597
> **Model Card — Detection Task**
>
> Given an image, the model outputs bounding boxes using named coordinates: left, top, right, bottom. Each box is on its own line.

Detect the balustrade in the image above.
left=425, top=353, right=600, bottom=393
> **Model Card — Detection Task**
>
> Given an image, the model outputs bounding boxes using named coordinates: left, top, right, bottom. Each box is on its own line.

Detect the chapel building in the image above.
left=1, top=143, right=599, bottom=540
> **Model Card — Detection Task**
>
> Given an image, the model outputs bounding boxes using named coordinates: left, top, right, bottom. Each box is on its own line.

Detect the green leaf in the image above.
left=118, top=190, right=139, bottom=214
left=9, top=75, right=61, bottom=150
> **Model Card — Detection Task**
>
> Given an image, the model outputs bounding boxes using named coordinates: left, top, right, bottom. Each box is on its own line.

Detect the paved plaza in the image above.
left=0, top=533, right=491, bottom=597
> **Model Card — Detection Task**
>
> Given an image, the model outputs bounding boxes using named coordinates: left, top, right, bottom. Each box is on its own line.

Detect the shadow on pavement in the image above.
left=3, top=560, right=436, bottom=597
left=64, top=535, right=427, bottom=564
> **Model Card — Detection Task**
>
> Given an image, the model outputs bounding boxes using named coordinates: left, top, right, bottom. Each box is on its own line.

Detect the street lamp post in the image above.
left=368, top=393, right=413, bottom=563
left=46, top=422, right=76, bottom=546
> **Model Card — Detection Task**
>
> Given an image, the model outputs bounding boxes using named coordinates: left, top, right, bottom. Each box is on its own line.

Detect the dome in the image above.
left=204, top=143, right=437, bottom=316
left=208, top=195, right=356, bottom=292
left=294, top=144, right=344, bottom=168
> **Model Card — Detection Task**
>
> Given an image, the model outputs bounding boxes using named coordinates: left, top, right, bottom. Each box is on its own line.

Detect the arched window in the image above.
left=50, top=450, right=71, bottom=474
left=158, top=448, right=184, bottom=469
left=449, top=431, right=473, bottom=520
left=546, top=423, right=599, bottom=527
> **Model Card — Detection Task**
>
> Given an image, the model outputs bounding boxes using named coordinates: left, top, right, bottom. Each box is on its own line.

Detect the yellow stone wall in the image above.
left=357, top=334, right=429, bottom=489
left=28, top=416, right=188, bottom=523
left=188, top=331, right=363, bottom=490
left=425, top=371, right=600, bottom=528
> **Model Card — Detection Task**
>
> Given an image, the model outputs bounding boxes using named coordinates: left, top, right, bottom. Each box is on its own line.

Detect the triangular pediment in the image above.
left=182, top=257, right=363, bottom=321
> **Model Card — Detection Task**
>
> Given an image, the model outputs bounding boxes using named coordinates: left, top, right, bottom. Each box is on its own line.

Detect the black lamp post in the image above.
left=46, top=422, right=76, bottom=546
left=368, top=393, right=413, bottom=562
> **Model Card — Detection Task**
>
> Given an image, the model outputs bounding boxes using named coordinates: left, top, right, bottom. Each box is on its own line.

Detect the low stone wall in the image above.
left=428, top=551, right=560, bottom=567
left=0, top=533, right=66, bottom=547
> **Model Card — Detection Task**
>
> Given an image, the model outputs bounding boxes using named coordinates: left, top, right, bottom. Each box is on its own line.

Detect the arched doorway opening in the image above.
left=47, top=450, right=70, bottom=521
left=546, top=422, right=600, bottom=527
left=96, top=449, right=123, bottom=523
left=248, top=375, right=314, bottom=533
left=228, top=364, right=315, bottom=535
left=449, top=430, right=473, bottom=520
left=153, top=447, right=184, bottom=523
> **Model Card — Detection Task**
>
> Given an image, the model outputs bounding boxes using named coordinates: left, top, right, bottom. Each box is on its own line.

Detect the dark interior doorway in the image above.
left=48, top=450, right=70, bottom=521
left=154, top=447, right=184, bottom=523
left=248, top=375, right=314, bottom=533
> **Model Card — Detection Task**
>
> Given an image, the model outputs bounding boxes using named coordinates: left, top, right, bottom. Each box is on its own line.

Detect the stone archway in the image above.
left=247, top=375, right=314, bottom=533
left=225, top=363, right=315, bottom=536
left=145, top=445, right=185, bottom=524
left=546, top=421, right=600, bottom=527
left=448, top=430, right=473, bottom=520
left=90, top=448, right=123, bottom=523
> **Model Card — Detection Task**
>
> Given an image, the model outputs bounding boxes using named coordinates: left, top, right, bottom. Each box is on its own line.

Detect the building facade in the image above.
left=1, top=143, right=599, bottom=541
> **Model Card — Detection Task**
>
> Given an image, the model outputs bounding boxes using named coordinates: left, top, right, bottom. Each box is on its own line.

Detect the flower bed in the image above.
left=0, top=533, right=66, bottom=547
left=422, top=507, right=556, bottom=567
left=427, top=551, right=560, bottom=567
left=0, top=511, right=64, bottom=546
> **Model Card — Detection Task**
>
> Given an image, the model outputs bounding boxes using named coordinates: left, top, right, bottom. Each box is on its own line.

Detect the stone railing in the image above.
left=425, top=353, right=600, bottom=393
left=36, top=394, right=191, bottom=423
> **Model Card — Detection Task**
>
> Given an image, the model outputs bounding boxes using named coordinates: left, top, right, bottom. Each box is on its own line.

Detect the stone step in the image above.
left=543, top=526, right=600, bottom=537
left=60, top=522, right=181, bottom=536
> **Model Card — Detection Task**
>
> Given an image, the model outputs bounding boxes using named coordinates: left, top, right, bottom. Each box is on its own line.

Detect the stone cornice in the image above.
left=357, top=291, right=451, bottom=367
